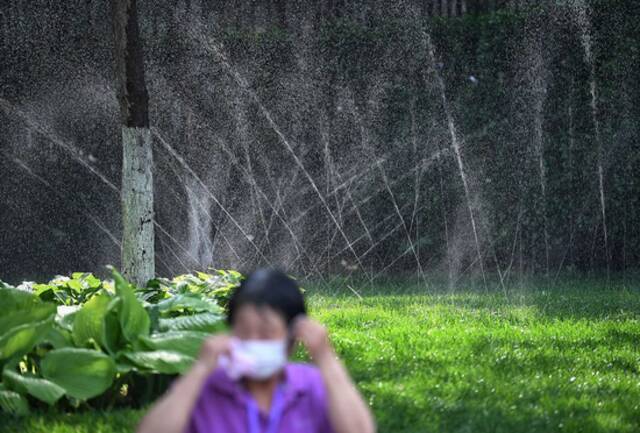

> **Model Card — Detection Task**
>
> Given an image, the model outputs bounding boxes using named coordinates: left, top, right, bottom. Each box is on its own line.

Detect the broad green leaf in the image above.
left=216, top=269, right=243, bottom=282
left=0, top=319, right=53, bottom=360
left=139, top=289, right=164, bottom=302
left=227, top=270, right=242, bottom=279
left=72, top=293, right=121, bottom=352
left=158, top=313, right=224, bottom=333
left=44, top=327, right=73, bottom=349
left=121, top=350, right=194, bottom=374
left=34, top=283, right=55, bottom=297
left=85, top=274, right=102, bottom=289
left=2, top=369, right=65, bottom=405
left=145, top=278, right=162, bottom=289
left=0, top=289, right=56, bottom=333
left=0, top=389, right=29, bottom=416
left=156, top=294, right=222, bottom=314
left=41, top=348, right=116, bottom=401
left=138, top=331, right=209, bottom=358
left=110, top=267, right=150, bottom=342
left=102, top=308, right=123, bottom=354
left=147, top=305, right=161, bottom=334
left=67, top=279, right=83, bottom=292
left=196, top=271, right=213, bottom=281
left=174, top=281, right=190, bottom=294
left=69, top=273, right=101, bottom=290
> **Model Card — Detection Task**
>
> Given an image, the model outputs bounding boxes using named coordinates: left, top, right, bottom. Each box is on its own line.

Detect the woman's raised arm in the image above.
left=293, top=318, right=376, bottom=433
left=136, top=335, right=230, bottom=433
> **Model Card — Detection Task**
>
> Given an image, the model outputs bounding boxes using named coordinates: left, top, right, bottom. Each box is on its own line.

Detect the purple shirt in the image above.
left=185, top=363, right=336, bottom=433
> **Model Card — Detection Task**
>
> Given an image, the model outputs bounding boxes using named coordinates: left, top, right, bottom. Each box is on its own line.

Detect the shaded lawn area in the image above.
left=2, top=283, right=640, bottom=433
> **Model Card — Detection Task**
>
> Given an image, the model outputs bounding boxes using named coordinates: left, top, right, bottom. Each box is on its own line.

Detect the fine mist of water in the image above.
left=421, top=30, right=489, bottom=289
left=1, top=1, right=636, bottom=287
left=572, top=0, right=610, bottom=280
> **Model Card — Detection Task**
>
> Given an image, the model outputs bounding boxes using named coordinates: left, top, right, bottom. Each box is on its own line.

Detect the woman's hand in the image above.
left=292, top=316, right=334, bottom=364
left=196, top=334, right=232, bottom=373
left=292, top=316, right=376, bottom=433
left=136, top=333, right=230, bottom=433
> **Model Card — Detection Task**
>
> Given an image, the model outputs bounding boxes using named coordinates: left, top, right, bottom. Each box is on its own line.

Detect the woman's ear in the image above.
left=286, top=330, right=298, bottom=356
left=286, top=314, right=306, bottom=356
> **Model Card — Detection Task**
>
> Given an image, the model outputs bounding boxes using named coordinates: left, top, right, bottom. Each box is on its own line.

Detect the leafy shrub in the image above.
left=0, top=268, right=243, bottom=416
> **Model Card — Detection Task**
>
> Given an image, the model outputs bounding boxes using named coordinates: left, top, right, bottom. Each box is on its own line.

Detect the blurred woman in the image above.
left=137, top=268, right=375, bottom=433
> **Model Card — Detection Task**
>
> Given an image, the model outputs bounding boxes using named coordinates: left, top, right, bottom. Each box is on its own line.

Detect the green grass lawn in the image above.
left=2, top=282, right=640, bottom=433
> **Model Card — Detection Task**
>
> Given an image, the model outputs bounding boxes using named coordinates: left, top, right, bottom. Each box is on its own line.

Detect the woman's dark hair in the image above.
left=227, top=268, right=306, bottom=327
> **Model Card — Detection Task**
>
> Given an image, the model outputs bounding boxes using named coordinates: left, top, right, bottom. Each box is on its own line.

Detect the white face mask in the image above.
left=218, top=338, right=287, bottom=380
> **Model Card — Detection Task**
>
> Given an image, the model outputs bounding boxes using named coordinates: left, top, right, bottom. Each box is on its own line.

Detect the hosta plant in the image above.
left=0, top=267, right=243, bottom=416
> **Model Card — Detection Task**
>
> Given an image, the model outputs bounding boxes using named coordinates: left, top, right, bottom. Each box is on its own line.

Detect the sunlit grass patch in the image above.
left=306, top=287, right=640, bottom=433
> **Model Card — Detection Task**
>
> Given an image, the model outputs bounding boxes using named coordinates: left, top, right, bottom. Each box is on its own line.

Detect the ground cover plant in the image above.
left=1, top=279, right=638, bottom=433
left=0, top=269, right=242, bottom=414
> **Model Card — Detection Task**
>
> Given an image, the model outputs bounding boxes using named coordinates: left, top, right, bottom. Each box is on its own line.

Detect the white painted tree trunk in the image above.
left=121, top=126, right=154, bottom=286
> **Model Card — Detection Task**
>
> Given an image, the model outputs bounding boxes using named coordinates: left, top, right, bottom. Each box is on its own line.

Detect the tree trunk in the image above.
left=111, top=0, right=155, bottom=286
